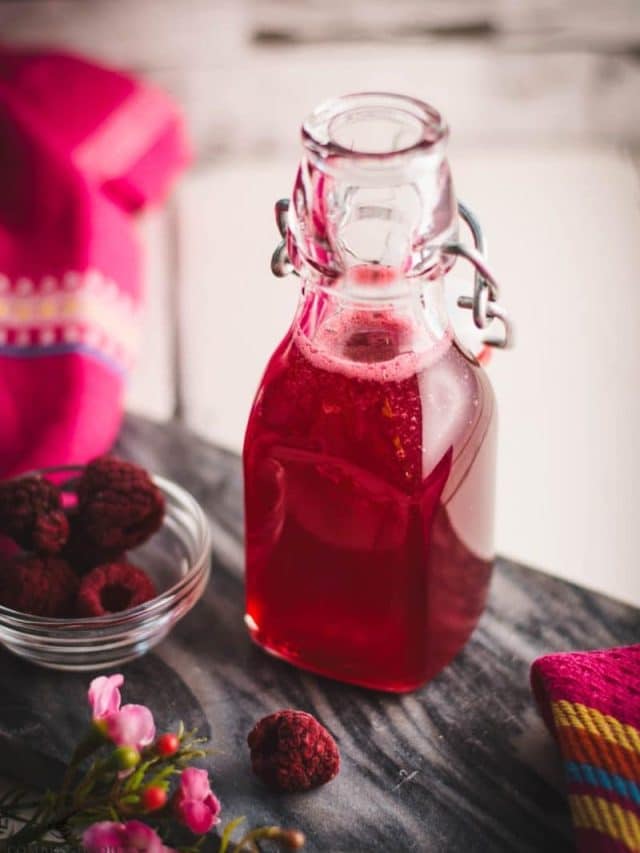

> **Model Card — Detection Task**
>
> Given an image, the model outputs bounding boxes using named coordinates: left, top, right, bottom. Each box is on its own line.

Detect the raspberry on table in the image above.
left=0, top=555, right=78, bottom=617
left=0, top=476, right=69, bottom=554
left=248, top=710, right=340, bottom=792
left=75, top=457, right=165, bottom=552
left=76, top=561, right=157, bottom=617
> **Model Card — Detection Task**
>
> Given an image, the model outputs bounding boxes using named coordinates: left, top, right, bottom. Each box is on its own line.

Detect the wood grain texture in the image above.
left=2, top=415, right=638, bottom=852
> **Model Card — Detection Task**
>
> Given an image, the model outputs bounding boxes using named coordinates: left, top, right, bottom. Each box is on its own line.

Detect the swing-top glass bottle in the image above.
left=243, top=93, right=511, bottom=692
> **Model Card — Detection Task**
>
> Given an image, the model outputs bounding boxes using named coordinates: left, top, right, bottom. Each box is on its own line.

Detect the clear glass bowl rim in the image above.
left=0, top=465, right=211, bottom=634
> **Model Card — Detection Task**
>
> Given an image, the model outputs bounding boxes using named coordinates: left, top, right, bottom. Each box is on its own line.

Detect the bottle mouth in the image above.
left=302, top=92, right=448, bottom=161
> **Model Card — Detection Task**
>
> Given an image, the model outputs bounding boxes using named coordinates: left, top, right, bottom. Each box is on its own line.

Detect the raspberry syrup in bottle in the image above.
left=244, top=94, right=504, bottom=692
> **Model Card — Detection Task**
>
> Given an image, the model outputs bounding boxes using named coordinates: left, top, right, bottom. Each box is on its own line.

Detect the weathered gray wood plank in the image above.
left=1, top=414, right=638, bottom=852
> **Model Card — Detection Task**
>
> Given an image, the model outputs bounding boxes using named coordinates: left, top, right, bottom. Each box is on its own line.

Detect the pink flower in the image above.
left=122, top=820, right=170, bottom=853
left=106, top=704, right=155, bottom=749
left=173, top=768, right=221, bottom=834
left=83, top=821, right=126, bottom=853
left=88, top=674, right=124, bottom=720
left=83, top=820, right=174, bottom=853
left=87, top=675, right=155, bottom=751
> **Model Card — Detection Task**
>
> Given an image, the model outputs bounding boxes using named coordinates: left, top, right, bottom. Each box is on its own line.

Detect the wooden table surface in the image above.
left=1, top=414, right=639, bottom=852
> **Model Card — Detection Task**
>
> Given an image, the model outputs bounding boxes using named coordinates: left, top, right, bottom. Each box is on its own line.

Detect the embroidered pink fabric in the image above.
left=531, top=645, right=640, bottom=733
left=531, top=645, right=640, bottom=851
left=0, top=46, right=189, bottom=477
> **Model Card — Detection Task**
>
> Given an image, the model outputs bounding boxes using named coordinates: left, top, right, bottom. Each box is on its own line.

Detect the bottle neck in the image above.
left=288, top=93, right=458, bottom=282
left=293, top=269, right=451, bottom=372
left=285, top=94, right=459, bottom=373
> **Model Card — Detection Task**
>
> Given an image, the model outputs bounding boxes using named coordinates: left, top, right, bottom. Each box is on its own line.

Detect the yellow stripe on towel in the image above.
left=570, top=794, right=640, bottom=851
left=552, top=701, right=640, bottom=755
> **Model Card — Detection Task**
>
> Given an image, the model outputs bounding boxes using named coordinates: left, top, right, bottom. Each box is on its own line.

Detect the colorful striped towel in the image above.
left=531, top=645, right=640, bottom=852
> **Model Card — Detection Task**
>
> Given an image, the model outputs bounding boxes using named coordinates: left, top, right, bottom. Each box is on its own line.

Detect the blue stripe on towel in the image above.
left=565, top=761, right=640, bottom=806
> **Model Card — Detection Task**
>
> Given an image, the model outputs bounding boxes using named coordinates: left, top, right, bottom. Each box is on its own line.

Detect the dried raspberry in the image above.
left=62, top=516, right=123, bottom=575
left=0, top=476, right=69, bottom=554
left=76, top=457, right=165, bottom=552
left=0, top=555, right=78, bottom=617
left=76, top=561, right=157, bottom=617
left=0, top=535, right=19, bottom=561
left=247, top=710, right=340, bottom=792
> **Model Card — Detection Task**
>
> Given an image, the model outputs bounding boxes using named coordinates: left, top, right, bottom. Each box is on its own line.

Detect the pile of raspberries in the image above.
left=0, top=456, right=165, bottom=619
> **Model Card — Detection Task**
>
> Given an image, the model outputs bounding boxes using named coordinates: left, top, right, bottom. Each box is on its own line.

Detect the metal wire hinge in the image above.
left=445, top=202, right=513, bottom=349
left=271, top=199, right=294, bottom=278
left=271, top=198, right=513, bottom=349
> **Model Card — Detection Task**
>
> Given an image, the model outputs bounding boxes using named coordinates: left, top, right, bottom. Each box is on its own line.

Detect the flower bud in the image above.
left=279, top=829, right=305, bottom=849
left=142, top=785, right=168, bottom=811
left=263, top=828, right=305, bottom=849
left=155, top=732, right=180, bottom=757
left=92, top=718, right=109, bottom=738
left=112, top=745, right=140, bottom=770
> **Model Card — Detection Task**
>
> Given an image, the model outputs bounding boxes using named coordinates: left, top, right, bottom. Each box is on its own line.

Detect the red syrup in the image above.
left=244, top=303, right=496, bottom=692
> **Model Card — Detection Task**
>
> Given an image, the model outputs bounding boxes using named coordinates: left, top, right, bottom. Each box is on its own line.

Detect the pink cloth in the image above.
left=531, top=645, right=640, bottom=852
left=0, top=47, right=189, bottom=477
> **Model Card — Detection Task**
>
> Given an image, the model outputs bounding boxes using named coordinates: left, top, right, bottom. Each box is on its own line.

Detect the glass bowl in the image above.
left=0, top=466, right=211, bottom=671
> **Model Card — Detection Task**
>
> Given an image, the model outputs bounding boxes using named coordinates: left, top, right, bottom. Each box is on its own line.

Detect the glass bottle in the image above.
left=243, top=93, right=511, bottom=692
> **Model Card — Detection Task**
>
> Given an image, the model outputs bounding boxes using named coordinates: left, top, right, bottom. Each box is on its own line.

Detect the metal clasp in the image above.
left=271, top=199, right=295, bottom=278
left=271, top=197, right=513, bottom=349
left=445, top=203, right=513, bottom=349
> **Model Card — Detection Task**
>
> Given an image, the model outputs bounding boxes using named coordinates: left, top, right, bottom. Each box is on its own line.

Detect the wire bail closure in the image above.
left=445, top=203, right=513, bottom=349
left=271, top=198, right=513, bottom=349
left=271, top=199, right=293, bottom=279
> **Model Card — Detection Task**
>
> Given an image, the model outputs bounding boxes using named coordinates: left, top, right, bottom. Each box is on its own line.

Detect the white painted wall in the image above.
left=1, top=0, right=640, bottom=605
left=172, top=148, right=640, bottom=608
left=128, top=211, right=176, bottom=421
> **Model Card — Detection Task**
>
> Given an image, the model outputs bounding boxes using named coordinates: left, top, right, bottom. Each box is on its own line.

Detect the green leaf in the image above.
left=146, top=766, right=178, bottom=789
left=123, top=760, right=154, bottom=793
left=219, top=817, right=246, bottom=853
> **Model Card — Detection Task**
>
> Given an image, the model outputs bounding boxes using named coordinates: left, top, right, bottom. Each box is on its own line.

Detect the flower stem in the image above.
left=61, top=727, right=105, bottom=800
